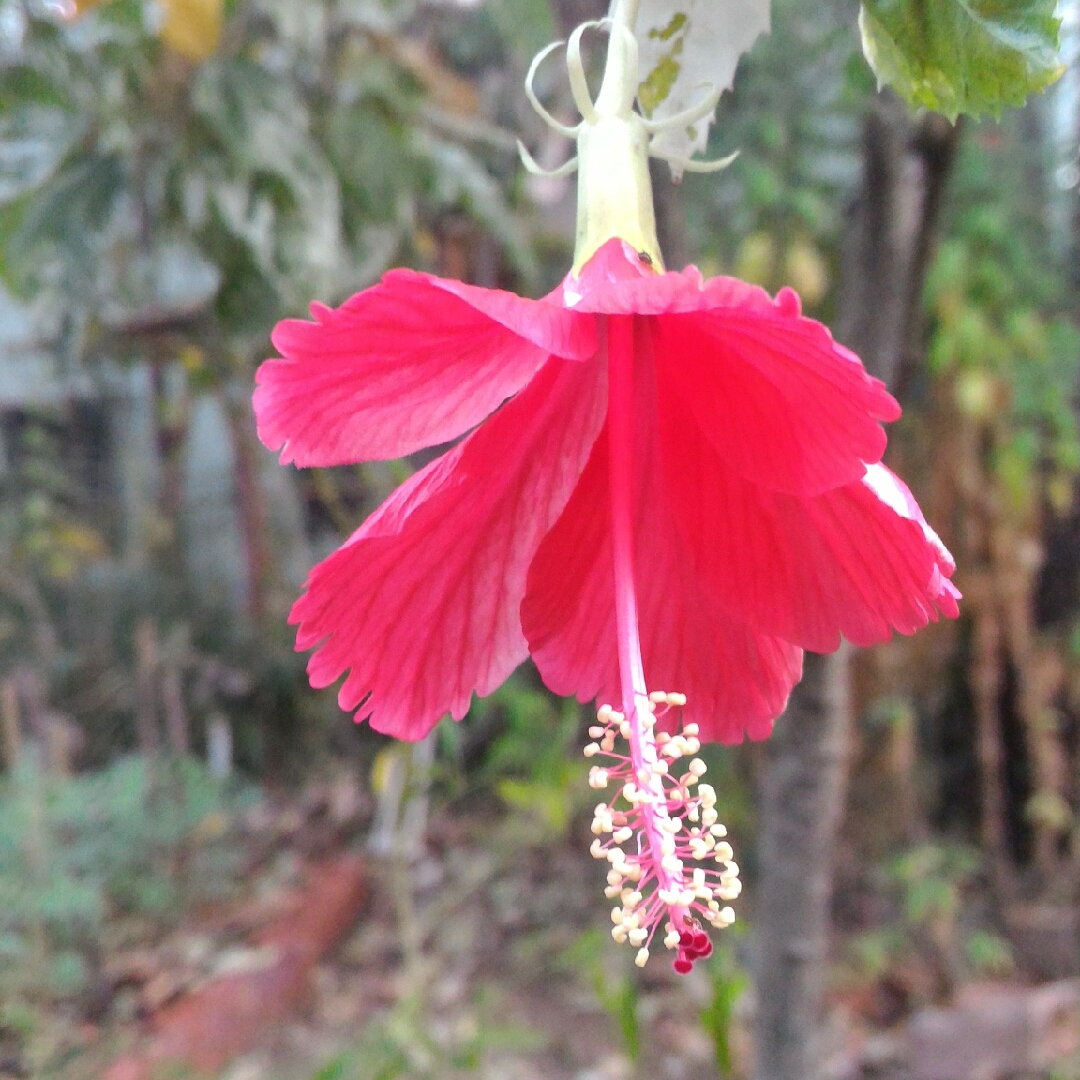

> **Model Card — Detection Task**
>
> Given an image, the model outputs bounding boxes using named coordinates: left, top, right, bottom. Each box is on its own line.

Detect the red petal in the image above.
left=523, top=331, right=803, bottom=745
left=291, top=355, right=607, bottom=740
left=655, top=310, right=897, bottom=495
left=567, top=241, right=898, bottom=496
left=255, top=271, right=595, bottom=466
left=658, top=374, right=959, bottom=652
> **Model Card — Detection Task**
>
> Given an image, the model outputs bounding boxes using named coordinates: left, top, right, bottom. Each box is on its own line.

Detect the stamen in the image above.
left=585, top=693, right=741, bottom=972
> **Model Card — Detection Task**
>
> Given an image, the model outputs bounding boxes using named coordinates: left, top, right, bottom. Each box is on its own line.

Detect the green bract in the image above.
left=859, top=0, right=1063, bottom=120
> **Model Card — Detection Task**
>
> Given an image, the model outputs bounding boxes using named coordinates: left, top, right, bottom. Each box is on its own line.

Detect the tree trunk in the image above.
left=752, top=96, right=961, bottom=1080
left=755, top=645, right=852, bottom=1080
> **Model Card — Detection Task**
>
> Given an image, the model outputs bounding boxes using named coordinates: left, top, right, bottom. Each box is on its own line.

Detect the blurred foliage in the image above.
left=685, top=0, right=863, bottom=315
left=557, top=927, right=641, bottom=1062
left=481, top=684, right=587, bottom=839
left=700, top=933, right=750, bottom=1078
left=847, top=843, right=1014, bottom=997
left=0, top=411, right=106, bottom=673
left=309, top=986, right=543, bottom=1080
left=926, top=145, right=1080, bottom=517
left=0, top=0, right=537, bottom=366
left=0, top=750, right=251, bottom=1002
left=919, top=115, right=1080, bottom=888
left=0, top=0, right=550, bottom=770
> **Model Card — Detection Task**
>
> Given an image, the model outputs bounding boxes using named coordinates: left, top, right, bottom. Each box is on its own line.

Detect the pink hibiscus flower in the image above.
left=253, top=7, right=959, bottom=970
left=254, top=237, right=957, bottom=744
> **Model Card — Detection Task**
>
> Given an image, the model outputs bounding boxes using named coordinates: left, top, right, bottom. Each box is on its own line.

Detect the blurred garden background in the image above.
left=2, top=0, right=1080, bottom=1077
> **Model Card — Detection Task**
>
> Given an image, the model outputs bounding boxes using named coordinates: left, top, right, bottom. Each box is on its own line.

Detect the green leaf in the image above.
left=859, top=0, right=1064, bottom=120
left=0, top=104, right=85, bottom=206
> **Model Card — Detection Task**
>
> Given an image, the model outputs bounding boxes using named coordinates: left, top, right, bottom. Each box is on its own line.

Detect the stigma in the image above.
left=584, top=692, right=741, bottom=973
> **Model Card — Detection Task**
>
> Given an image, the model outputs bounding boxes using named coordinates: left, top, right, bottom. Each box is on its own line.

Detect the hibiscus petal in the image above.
left=657, top=368, right=959, bottom=651
left=655, top=309, right=897, bottom=496
left=523, top=340, right=803, bottom=744
left=566, top=241, right=897, bottom=496
left=255, top=270, right=596, bottom=466
left=290, top=355, right=607, bottom=740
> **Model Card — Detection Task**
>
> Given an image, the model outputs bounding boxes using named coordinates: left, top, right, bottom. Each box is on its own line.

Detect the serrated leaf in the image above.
left=636, top=0, right=770, bottom=176
left=859, top=0, right=1063, bottom=121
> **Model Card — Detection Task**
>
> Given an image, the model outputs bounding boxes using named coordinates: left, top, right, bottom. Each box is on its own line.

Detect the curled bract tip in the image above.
left=519, top=18, right=738, bottom=179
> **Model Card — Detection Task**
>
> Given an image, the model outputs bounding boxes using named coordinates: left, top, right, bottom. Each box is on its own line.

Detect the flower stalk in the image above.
left=519, top=0, right=738, bottom=273
left=572, top=17, right=662, bottom=272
